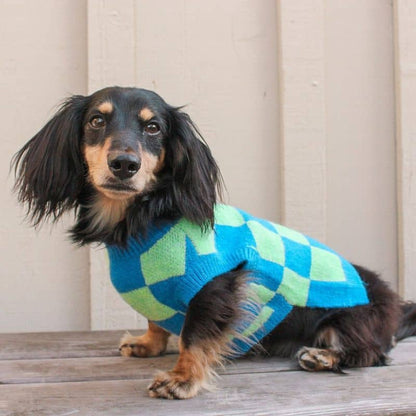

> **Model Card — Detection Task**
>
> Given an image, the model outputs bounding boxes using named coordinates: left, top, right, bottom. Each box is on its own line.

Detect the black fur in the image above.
left=13, top=95, right=88, bottom=225
left=13, top=86, right=416, bottom=372
left=181, top=265, right=249, bottom=350
left=396, top=301, right=416, bottom=341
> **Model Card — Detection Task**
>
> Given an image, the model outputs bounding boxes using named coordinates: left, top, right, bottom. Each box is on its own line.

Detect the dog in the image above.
left=13, top=86, right=416, bottom=399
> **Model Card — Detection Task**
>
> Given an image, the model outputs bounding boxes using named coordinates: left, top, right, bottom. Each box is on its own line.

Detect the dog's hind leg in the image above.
left=296, top=327, right=343, bottom=372
left=297, top=267, right=401, bottom=372
left=296, top=347, right=342, bottom=372
left=296, top=320, right=390, bottom=372
left=148, top=268, right=249, bottom=399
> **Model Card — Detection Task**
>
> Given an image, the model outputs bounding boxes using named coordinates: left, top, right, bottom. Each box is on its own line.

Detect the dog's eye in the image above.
left=144, top=122, right=160, bottom=135
left=89, top=116, right=105, bottom=129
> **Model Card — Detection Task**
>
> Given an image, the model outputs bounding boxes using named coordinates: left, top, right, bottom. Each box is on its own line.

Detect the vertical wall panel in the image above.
left=325, top=0, right=397, bottom=285
left=277, top=0, right=327, bottom=241
left=394, top=0, right=416, bottom=300
left=0, top=0, right=89, bottom=332
left=88, top=0, right=136, bottom=89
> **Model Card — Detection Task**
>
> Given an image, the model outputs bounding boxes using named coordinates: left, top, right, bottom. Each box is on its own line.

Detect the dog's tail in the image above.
left=396, top=301, right=416, bottom=341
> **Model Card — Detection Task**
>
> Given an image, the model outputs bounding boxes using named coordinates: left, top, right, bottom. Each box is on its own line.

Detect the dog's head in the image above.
left=13, top=87, right=221, bottom=243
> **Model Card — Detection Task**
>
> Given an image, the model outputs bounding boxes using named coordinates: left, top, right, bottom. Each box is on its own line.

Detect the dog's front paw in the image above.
left=148, top=371, right=202, bottom=399
left=296, top=347, right=341, bottom=372
left=119, top=333, right=166, bottom=358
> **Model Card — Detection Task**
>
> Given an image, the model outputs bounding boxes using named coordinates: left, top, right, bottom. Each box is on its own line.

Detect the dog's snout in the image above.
left=108, top=153, right=141, bottom=180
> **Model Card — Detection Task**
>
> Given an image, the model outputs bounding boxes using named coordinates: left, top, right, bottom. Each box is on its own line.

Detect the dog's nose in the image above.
left=108, top=154, right=140, bottom=180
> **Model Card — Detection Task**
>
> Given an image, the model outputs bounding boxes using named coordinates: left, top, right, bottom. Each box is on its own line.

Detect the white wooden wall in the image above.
left=394, top=0, right=416, bottom=299
left=0, top=0, right=90, bottom=333
left=1, top=0, right=415, bottom=333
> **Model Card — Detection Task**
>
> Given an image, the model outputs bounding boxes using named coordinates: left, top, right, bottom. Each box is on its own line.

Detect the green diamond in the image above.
left=121, top=287, right=176, bottom=321
left=277, top=268, right=310, bottom=307
left=177, top=219, right=216, bottom=255
left=272, top=223, right=310, bottom=246
left=247, top=221, right=285, bottom=265
left=310, top=247, right=346, bottom=282
left=141, top=228, right=186, bottom=285
left=214, top=204, right=245, bottom=227
left=249, top=282, right=276, bottom=305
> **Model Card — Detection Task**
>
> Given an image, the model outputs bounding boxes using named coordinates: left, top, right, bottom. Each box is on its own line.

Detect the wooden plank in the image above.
left=0, top=330, right=128, bottom=360
left=399, top=336, right=416, bottom=343
left=1, top=340, right=414, bottom=386
left=0, top=330, right=413, bottom=359
left=0, top=330, right=182, bottom=361
left=1, top=334, right=414, bottom=386
left=0, top=356, right=297, bottom=385
left=0, top=355, right=176, bottom=385
left=389, top=337, right=416, bottom=365
left=394, top=0, right=416, bottom=301
left=1, top=364, right=415, bottom=416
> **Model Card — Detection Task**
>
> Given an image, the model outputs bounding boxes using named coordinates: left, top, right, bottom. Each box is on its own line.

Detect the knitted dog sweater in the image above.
left=107, top=204, right=369, bottom=354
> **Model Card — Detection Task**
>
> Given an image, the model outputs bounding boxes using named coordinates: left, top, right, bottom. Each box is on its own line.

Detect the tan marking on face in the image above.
left=139, top=107, right=155, bottom=121
left=129, top=146, right=160, bottom=192
left=155, top=148, right=166, bottom=173
left=98, top=101, right=113, bottom=114
left=83, top=137, right=113, bottom=190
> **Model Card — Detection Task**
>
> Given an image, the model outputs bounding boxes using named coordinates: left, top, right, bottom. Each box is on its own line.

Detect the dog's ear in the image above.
left=166, top=109, right=223, bottom=227
left=12, top=95, right=88, bottom=225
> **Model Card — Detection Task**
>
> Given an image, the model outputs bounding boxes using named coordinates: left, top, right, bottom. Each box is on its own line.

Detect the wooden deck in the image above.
left=0, top=331, right=415, bottom=415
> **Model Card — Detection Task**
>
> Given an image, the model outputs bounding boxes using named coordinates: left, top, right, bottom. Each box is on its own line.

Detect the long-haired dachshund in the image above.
left=13, top=86, right=416, bottom=399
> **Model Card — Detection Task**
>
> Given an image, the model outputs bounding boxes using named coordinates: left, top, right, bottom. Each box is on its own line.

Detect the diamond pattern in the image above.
left=136, top=213, right=351, bottom=324
left=108, top=204, right=367, bottom=350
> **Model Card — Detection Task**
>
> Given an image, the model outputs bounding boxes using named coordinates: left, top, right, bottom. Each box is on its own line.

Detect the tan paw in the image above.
left=297, top=347, right=340, bottom=372
left=147, top=371, right=202, bottom=400
left=119, top=332, right=166, bottom=358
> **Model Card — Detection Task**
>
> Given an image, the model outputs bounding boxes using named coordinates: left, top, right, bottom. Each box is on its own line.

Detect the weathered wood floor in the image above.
left=0, top=331, right=415, bottom=415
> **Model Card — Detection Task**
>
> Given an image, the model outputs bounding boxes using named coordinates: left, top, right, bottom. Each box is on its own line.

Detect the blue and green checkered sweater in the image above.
left=107, top=204, right=369, bottom=354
